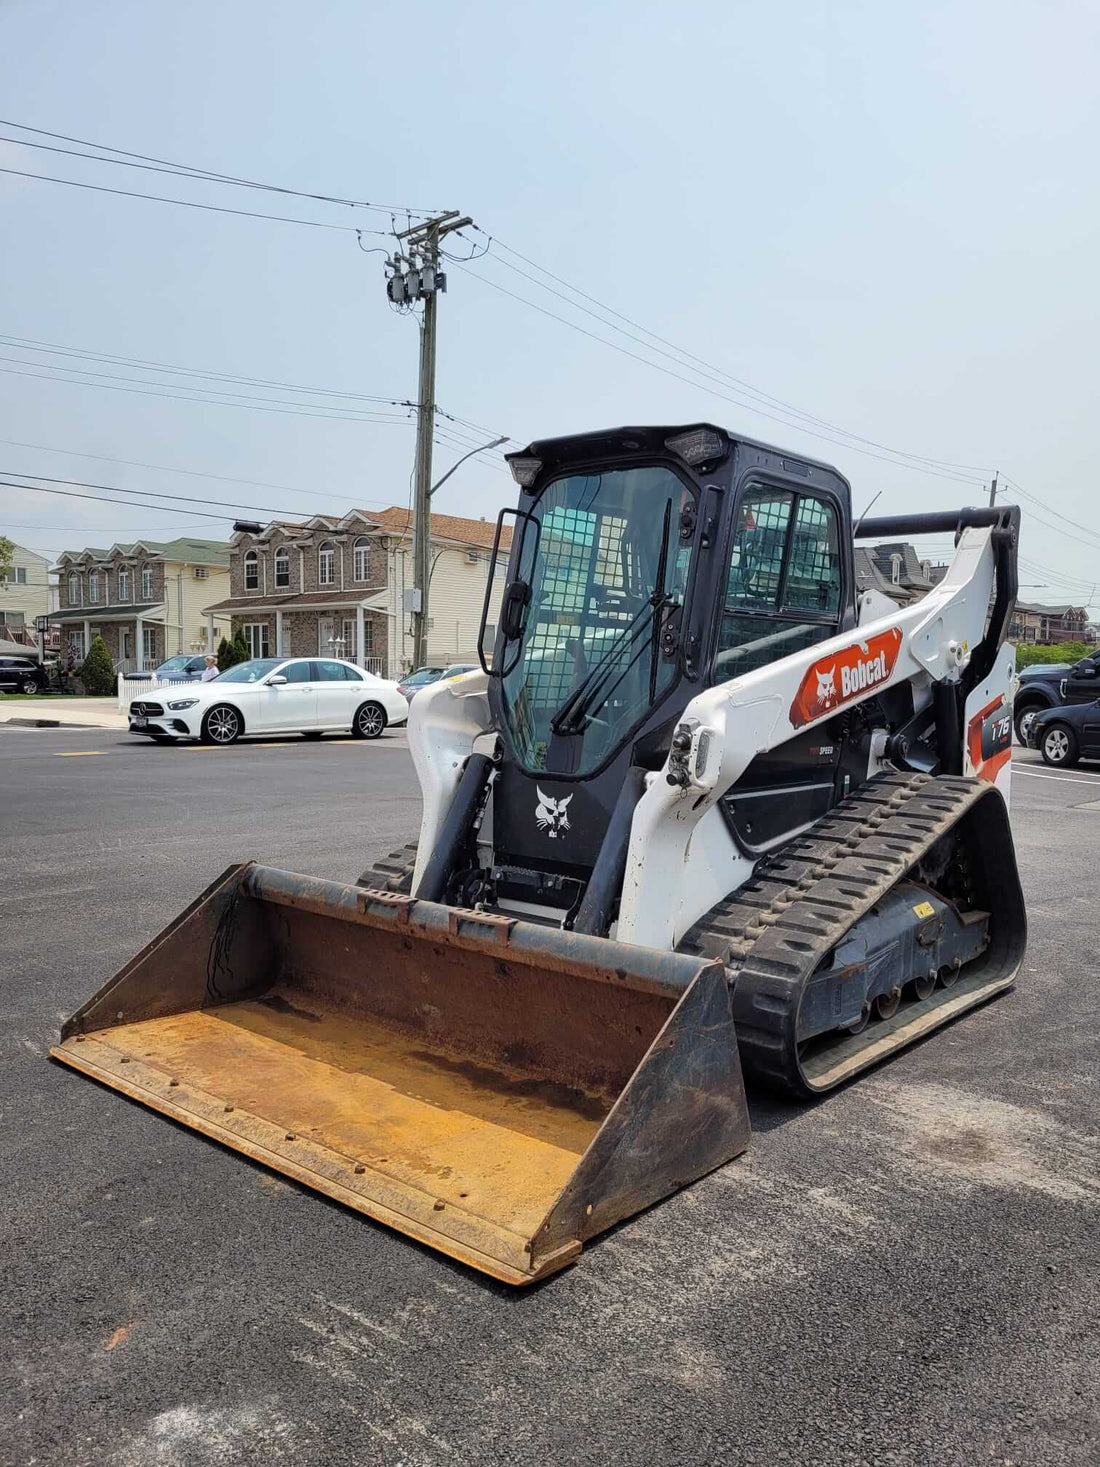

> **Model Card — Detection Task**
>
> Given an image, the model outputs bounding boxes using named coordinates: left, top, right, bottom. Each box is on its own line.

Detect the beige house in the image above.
left=205, top=506, right=509, bottom=677
left=0, top=542, right=57, bottom=654
left=49, top=537, right=231, bottom=670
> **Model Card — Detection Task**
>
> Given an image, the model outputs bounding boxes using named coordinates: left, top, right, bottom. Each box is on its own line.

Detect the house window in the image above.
left=122, top=629, right=133, bottom=661
left=13, top=567, right=26, bottom=584
left=890, top=553, right=902, bottom=586
left=274, top=547, right=290, bottom=588
left=242, top=622, right=270, bottom=659
left=118, top=567, right=131, bottom=601
left=244, top=550, right=259, bottom=591
left=88, top=570, right=100, bottom=603
left=142, top=627, right=157, bottom=664
left=69, top=630, right=85, bottom=659
left=318, top=543, right=335, bottom=586
left=362, top=619, right=373, bottom=655
left=141, top=563, right=154, bottom=600
left=68, top=571, right=80, bottom=605
left=353, top=537, right=370, bottom=582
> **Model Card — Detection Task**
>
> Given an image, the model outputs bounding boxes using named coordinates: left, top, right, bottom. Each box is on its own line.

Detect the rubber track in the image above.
left=680, top=771, right=1010, bottom=1097
left=356, top=842, right=418, bottom=894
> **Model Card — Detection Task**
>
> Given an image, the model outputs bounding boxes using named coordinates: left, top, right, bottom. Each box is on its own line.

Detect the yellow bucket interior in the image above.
left=52, top=867, right=737, bottom=1284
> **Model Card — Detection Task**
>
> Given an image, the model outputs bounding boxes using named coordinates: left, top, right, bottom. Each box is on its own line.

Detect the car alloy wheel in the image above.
left=204, top=705, right=242, bottom=745
left=1016, top=707, right=1038, bottom=744
left=354, top=702, right=386, bottom=739
left=20, top=677, right=38, bottom=694
left=1042, top=727, right=1070, bottom=763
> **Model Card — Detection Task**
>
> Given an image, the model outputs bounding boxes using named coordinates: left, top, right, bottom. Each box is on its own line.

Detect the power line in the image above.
left=0, top=123, right=446, bottom=217
left=0, top=165, right=393, bottom=234
left=0, top=362, right=418, bottom=426
left=1, top=479, right=261, bottom=523
left=469, top=229, right=994, bottom=479
left=3, top=470, right=305, bottom=520
left=0, top=353, right=414, bottom=421
left=0, top=434, right=393, bottom=504
left=0, top=436, right=476, bottom=506
left=0, top=334, right=415, bottom=406
left=448, top=260, right=986, bottom=489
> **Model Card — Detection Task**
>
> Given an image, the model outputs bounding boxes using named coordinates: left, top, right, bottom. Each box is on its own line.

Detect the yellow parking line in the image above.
left=54, top=750, right=105, bottom=757
left=182, top=741, right=292, bottom=751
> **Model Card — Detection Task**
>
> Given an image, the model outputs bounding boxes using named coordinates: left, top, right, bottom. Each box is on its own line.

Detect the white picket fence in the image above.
left=117, top=674, right=190, bottom=710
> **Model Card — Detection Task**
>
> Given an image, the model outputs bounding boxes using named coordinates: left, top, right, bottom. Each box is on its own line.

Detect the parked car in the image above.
left=127, top=657, right=408, bottom=745
left=0, top=655, right=49, bottom=694
left=1013, top=650, right=1100, bottom=744
left=396, top=663, right=478, bottom=701
left=122, top=654, right=210, bottom=683
left=1027, top=698, right=1100, bottom=768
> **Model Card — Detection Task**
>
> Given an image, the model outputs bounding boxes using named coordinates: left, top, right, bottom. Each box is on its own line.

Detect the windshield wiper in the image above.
left=550, top=501, right=674, bottom=737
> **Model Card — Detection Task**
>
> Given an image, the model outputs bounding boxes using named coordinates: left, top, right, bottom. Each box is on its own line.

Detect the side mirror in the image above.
left=1074, top=662, right=1097, bottom=678
left=267, top=673, right=288, bottom=686
left=501, top=579, right=532, bottom=641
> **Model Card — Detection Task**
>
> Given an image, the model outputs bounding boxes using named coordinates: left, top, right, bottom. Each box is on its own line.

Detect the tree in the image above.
left=79, top=634, right=116, bottom=696
left=216, top=636, right=236, bottom=672
left=0, top=535, right=14, bottom=582
left=232, top=628, right=250, bottom=664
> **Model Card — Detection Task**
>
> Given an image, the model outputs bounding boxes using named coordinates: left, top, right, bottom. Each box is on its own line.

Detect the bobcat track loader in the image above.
left=53, top=424, right=1027, bottom=1285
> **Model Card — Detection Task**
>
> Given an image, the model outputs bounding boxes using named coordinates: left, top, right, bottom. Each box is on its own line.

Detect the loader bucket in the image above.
left=51, top=865, right=750, bottom=1285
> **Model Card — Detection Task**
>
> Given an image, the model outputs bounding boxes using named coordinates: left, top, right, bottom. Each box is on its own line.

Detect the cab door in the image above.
left=712, top=484, right=848, bottom=854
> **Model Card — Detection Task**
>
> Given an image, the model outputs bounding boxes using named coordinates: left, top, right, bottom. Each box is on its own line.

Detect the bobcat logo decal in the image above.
left=790, top=627, right=904, bottom=728
left=815, top=666, right=837, bottom=706
left=535, top=786, right=573, bottom=838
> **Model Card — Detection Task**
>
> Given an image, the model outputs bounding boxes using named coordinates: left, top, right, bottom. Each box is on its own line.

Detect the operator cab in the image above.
left=476, top=424, right=858, bottom=913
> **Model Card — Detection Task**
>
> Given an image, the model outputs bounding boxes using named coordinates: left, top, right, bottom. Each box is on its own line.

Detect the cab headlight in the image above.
left=167, top=698, right=199, bottom=710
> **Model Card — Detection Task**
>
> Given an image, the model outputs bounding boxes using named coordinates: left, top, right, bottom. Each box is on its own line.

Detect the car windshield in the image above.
left=155, top=656, right=193, bottom=673
left=403, top=668, right=445, bottom=685
left=500, top=464, right=693, bottom=776
left=216, top=658, right=281, bottom=683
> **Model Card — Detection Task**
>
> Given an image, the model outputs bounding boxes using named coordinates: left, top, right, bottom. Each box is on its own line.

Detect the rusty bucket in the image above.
left=51, top=865, right=750, bottom=1284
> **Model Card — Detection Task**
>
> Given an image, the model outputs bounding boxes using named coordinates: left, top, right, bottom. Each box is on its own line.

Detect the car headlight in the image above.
left=167, top=698, right=199, bottom=710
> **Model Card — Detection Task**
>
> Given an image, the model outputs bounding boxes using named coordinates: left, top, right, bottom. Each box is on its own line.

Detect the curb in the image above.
left=3, top=718, right=101, bottom=729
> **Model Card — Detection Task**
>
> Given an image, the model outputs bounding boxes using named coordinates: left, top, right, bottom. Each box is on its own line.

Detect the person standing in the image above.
left=200, top=654, right=219, bottom=682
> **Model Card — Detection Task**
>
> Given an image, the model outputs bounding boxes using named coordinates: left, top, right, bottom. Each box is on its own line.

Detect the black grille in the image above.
left=130, top=701, right=164, bottom=716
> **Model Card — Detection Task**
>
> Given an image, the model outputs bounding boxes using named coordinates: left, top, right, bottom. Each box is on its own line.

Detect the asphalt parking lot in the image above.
left=3, top=728, right=1099, bottom=1467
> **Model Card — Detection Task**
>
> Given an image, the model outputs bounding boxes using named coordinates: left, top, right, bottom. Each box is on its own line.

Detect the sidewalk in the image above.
left=0, top=697, right=128, bottom=730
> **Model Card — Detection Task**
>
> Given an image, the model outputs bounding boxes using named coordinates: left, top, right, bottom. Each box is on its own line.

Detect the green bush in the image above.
left=79, top=634, right=116, bottom=696
left=232, top=629, right=250, bottom=664
left=216, top=636, right=236, bottom=672
left=1016, top=642, right=1089, bottom=671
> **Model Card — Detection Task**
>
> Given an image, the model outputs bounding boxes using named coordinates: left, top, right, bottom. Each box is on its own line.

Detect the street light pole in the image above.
left=430, top=435, right=508, bottom=498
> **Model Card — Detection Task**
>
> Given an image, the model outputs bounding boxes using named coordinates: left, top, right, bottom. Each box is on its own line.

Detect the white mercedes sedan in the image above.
left=127, top=657, right=409, bottom=745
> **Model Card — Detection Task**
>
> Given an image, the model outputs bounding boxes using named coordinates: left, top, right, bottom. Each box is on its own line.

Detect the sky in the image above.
left=1, top=0, right=1098, bottom=609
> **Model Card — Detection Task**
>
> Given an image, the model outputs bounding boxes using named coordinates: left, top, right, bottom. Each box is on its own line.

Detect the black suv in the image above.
left=1014, top=650, right=1100, bottom=745
left=0, top=655, right=49, bottom=694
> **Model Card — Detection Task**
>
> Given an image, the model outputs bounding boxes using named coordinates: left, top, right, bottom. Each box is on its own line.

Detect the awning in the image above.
left=48, top=603, right=165, bottom=623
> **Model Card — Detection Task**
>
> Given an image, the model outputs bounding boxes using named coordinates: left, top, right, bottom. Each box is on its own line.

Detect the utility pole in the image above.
left=386, top=211, right=472, bottom=670
left=989, top=472, right=998, bottom=508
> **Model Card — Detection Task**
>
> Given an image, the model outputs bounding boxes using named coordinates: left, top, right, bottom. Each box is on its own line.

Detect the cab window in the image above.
left=715, top=488, right=842, bottom=683
left=280, top=661, right=313, bottom=684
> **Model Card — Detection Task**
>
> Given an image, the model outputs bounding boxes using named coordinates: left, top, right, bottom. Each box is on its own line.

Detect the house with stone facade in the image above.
left=203, top=506, right=509, bottom=677
left=49, top=538, right=231, bottom=671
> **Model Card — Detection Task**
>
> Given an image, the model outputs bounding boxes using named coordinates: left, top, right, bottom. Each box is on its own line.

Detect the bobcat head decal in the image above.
left=815, top=666, right=837, bottom=705
left=535, top=786, right=573, bottom=838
